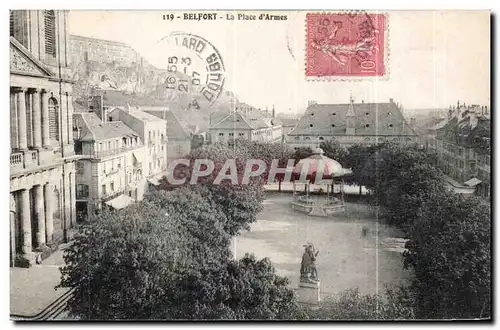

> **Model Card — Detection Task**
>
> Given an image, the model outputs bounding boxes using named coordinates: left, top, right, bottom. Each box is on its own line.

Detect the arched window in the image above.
left=318, top=137, right=324, bottom=140
left=48, top=97, right=59, bottom=141
left=44, top=10, right=57, bottom=57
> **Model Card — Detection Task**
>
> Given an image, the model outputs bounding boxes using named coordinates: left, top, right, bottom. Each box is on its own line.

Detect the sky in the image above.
left=68, top=10, right=490, bottom=114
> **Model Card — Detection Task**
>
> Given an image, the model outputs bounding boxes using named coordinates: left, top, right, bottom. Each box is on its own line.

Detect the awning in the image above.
left=132, top=151, right=145, bottom=165
left=104, top=194, right=135, bottom=210
left=464, top=177, right=482, bottom=187
left=147, top=171, right=169, bottom=186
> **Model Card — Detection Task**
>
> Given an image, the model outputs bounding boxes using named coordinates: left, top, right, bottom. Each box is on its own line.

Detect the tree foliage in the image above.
left=57, top=189, right=303, bottom=320
left=173, top=253, right=305, bottom=320
left=404, top=192, right=491, bottom=319
left=158, top=141, right=267, bottom=236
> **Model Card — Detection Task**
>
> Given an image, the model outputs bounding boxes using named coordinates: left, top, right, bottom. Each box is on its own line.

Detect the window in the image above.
left=319, top=137, right=324, bottom=140
left=309, top=124, right=313, bottom=127
left=229, top=132, right=234, bottom=137
left=110, top=182, right=114, bottom=192
left=365, top=112, right=369, bottom=116
left=238, top=133, right=245, bottom=137
left=102, top=184, right=107, bottom=195
left=332, top=113, right=336, bottom=116
left=102, top=162, right=107, bottom=174
left=311, top=113, right=314, bottom=116
left=9, top=11, right=14, bottom=37
left=219, top=133, right=224, bottom=137
left=331, top=124, right=336, bottom=127
left=108, top=141, right=111, bottom=150
left=389, top=124, right=393, bottom=128
left=76, top=184, right=89, bottom=198
left=48, top=97, right=59, bottom=141
left=44, top=10, right=57, bottom=57
left=365, top=124, right=370, bottom=128
left=148, top=131, right=151, bottom=141
left=76, top=162, right=84, bottom=174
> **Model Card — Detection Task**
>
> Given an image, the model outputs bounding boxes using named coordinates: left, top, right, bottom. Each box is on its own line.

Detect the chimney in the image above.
left=485, top=106, right=488, bottom=114
left=90, top=95, right=104, bottom=121
left=361, top=100, right=364, bottom=104
left=410, top=118, right=416, bottom=127
left=457, top=100, right=460, bottom=109
left=308, top=100, right=317, bottom=107
left=272, top=105, right=275, bottom=118
left=389, top=98, right=394, bottom=104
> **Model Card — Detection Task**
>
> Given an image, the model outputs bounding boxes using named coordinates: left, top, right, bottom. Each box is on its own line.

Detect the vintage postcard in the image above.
left=9, top=10, right=491, bottom=321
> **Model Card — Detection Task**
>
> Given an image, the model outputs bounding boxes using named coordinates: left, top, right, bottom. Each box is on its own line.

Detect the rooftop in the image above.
left=289, top=100, right=417, bottom=136
left=78, top=113, right=140, bottom=142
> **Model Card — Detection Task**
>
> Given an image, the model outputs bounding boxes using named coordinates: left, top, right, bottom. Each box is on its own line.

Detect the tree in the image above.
left=57, top=198, right=303, bottom=319
left=403, top=192, right=491, bottom=319
left=320, top=139, right=348, bottom=164
left=291, top=147, right=313, bottom=164
left=344, top=144, right=379, bottom=194
left=362, top=142, right=440, bottom=209
left=382, top=163, right=447, bottom=230
left=173, top=253, right=306, bottom=320
left=159, top=141, right=267, bottom=236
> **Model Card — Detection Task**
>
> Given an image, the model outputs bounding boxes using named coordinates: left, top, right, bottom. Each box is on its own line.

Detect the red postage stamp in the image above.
left=306, top=12, right=386, bottom=78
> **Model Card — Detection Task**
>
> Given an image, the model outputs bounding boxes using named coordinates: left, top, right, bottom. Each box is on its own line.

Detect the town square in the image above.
left=9, top=9, right=491, bottom=321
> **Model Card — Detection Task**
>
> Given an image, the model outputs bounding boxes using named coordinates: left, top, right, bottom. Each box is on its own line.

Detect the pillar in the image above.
left=10, top=193, right=17, bottom=267
left=44, top=183, right=54, bottom=244
left=17, top=88, right=28, bottom=150
left=41, top=89, right=51, bottom=148
left=20, top=188, right=32, bottom=255
left=32, top=89, right=42, bottom=148
left=34, top=185, right=46, bottom=247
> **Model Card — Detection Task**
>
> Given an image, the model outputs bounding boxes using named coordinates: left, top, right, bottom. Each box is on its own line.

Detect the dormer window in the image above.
left=389, top=124, right=393, bottom=128
left=365, top=112, right=369, bottom=116
left=365, top=124, right=370, bottom=128
left=332, top=113, right=336, bottom=116
left=319, top=137, right=324, bottom=140
left=331, top=124, right=336, bottom=127
left=309, top=124, right=313, bottom=127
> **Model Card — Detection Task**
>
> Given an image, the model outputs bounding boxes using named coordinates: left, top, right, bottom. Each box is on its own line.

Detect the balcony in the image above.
left=86, top=145, right=141, bottom=159
left=10, top=150, right=39, bottom=174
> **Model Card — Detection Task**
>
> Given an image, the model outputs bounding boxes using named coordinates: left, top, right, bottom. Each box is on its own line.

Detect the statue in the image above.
left=300, top=243, right=320, bottom=283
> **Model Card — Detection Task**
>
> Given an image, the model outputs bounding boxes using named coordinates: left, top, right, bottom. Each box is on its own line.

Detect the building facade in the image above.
left=10, top=10, right=76, bottom=267
left=286, top=98, right=418, bottom=149
left=209, top=108, right=282, bottom=143
left=426, top=103, right=491, bottom=199
left=73, top=112, right=146, bottom=218
left=108, top=106, right=168, bottom=185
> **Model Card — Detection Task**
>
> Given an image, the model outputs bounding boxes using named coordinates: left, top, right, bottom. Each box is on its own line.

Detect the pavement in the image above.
left=10, top=246, right=69, bottom=317
left=233, top=194, right=411, bottom=297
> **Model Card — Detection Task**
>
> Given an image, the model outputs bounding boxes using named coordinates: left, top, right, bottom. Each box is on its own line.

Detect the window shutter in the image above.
left=44, top=10, right=57, bottom=57
left=9, top=11, right=14, bottom=37
left=48, top=98, right=59, bottom=141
